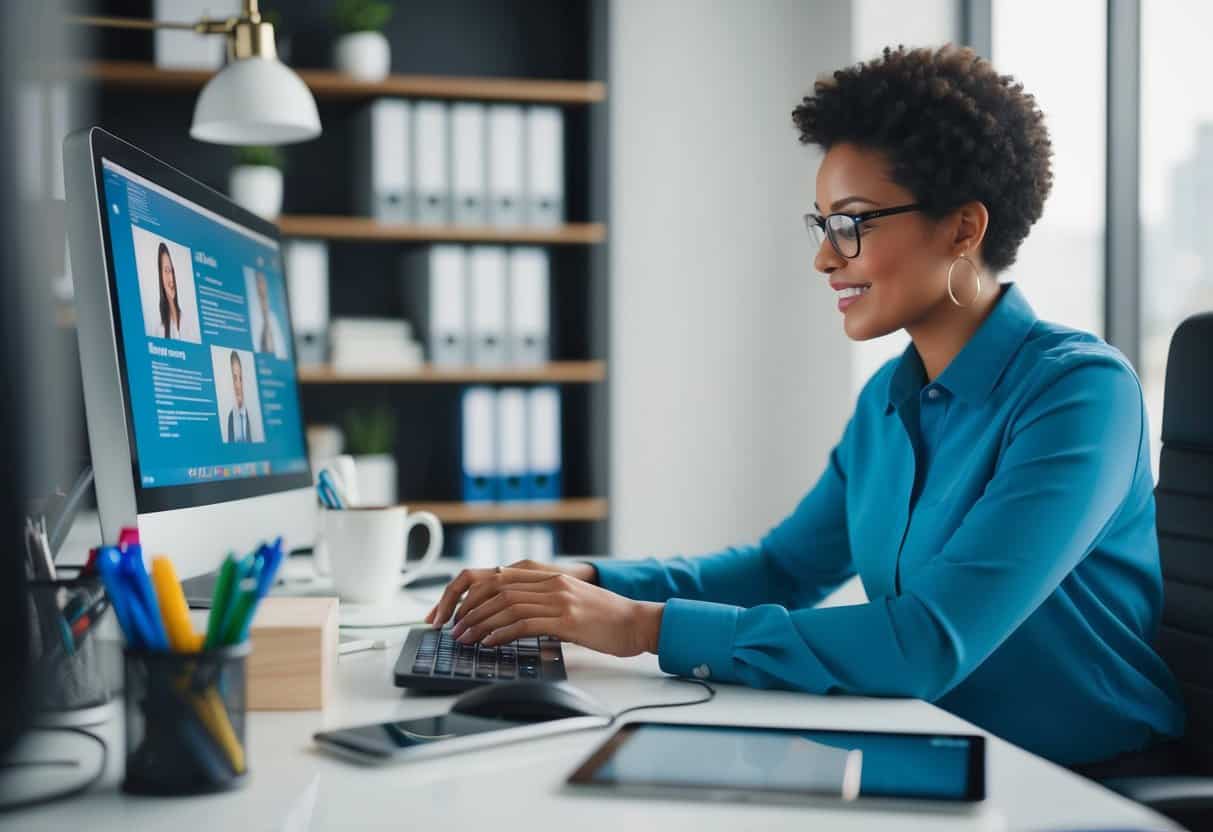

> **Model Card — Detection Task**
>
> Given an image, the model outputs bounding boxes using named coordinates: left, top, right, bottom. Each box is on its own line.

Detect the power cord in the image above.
left=608, top=677, right=716, bottom=726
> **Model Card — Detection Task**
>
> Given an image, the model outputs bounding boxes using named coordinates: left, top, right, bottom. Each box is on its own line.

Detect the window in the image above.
left=1140, top=0, right=1213, bottom=467
left=992, top=0, right=1106, bottom=337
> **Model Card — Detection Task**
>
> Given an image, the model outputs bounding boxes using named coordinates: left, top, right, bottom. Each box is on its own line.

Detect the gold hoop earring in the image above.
left=946, top=254, right=982, bottom=308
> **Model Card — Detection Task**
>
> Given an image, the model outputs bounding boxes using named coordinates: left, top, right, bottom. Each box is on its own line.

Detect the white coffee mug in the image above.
left=323, top=506, right=443, bottom=604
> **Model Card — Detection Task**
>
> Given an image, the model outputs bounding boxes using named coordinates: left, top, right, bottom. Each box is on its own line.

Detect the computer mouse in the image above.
left=450, top=681, right=612, bottom=723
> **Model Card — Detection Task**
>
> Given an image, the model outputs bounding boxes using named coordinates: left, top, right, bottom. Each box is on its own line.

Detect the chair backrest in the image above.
left=1154, top=312, right=1213, bottom=773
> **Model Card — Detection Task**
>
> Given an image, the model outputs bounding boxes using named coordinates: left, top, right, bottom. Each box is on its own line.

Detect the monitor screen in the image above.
left=98, top=158, right=309, bottom=493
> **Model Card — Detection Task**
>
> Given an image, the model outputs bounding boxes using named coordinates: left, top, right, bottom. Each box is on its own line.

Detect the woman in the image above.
left=157, top=241, right=184, bottom=340
left=426, top=45, right=1184, bottom=767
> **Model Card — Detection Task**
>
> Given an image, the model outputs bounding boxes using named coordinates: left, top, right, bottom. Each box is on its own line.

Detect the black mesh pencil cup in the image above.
left=122, top=642, right=250, bottom=795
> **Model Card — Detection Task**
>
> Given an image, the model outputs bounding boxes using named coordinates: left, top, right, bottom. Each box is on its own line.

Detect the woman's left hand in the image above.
left=448, top=573, right=665, bottom=658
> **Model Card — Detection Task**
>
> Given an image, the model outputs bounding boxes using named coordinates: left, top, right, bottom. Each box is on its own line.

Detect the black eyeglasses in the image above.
left=804, top=203, right=924, bottom=259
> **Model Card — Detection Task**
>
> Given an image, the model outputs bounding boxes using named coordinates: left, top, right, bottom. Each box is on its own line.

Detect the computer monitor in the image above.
left=63, top=127, right=315, bottom=578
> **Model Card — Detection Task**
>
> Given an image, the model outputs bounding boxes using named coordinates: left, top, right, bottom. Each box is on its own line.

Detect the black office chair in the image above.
left=1100, top=313, right=1213, bottom=829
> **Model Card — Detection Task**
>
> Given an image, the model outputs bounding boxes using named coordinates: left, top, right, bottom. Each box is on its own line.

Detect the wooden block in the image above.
left=246, top=597, right=338, bottom=710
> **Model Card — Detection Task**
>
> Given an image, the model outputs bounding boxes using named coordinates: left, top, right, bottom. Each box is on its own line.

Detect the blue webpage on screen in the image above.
left=100, top=158, right=308, bottom=490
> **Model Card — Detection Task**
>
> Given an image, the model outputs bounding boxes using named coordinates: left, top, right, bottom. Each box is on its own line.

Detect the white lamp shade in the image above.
left=190, top=57, right=321, bottom=145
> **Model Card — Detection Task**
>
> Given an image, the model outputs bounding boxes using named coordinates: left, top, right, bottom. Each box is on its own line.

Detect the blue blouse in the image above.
left=596, top=283, right=1184, bottom=765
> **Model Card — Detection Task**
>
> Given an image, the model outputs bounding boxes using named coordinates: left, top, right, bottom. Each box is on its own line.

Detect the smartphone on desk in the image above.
left=314, top=712, right=609, bottom=765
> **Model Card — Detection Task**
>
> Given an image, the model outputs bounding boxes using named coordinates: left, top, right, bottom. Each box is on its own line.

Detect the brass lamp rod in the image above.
left=65, top=0, right=261, bottom=35
left=64, top=14, right=229, bottom=34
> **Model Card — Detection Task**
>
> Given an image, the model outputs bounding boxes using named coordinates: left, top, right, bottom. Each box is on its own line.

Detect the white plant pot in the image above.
left=353, top=453, right=397, bottom=507
left=334, top=31, right=391, bottom=81
left=229, top=165, right=283, bottom=220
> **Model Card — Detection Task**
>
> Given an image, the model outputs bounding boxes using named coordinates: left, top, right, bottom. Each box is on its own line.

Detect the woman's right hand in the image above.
left=424, top=559, right=598, bottom=628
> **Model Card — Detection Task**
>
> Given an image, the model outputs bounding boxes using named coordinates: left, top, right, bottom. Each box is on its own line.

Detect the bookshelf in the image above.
left=73, top=60, right=607, bottom=105
left=410, top=498, right=608, bottom=526
left=72, top=0, right=611, bottom=558
left=277, top=215, right=606, bottom=245
left=298, top=361, right=606, bottom=385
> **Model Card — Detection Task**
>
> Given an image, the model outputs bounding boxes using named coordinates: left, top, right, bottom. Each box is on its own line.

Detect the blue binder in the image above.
left=527, top=387, right=562, bottom=500
left=461, top=386, right=497, bottom=501
left=497, top=388, right=529, bottom=501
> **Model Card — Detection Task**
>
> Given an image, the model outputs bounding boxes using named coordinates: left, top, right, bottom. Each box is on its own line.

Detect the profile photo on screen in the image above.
left=244, top=266, right=289, bottom=359
left=211, top=346, right=265, bottom=444
left=131, top=225, right=201, bottom=343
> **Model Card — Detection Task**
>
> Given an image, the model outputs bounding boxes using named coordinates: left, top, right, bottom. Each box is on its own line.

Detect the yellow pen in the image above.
left=151, top=556, right=199, bottom=652
left=173, top=678, right=246, bottom=774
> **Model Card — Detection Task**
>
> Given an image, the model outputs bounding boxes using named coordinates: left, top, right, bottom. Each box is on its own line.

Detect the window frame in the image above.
left=960, top=0, right=1141, bottom=368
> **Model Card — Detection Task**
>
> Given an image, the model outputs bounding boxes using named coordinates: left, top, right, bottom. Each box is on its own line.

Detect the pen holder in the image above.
left=27, top=577, right=117, bottom=714
left=122, top=642, right=251, bottom=795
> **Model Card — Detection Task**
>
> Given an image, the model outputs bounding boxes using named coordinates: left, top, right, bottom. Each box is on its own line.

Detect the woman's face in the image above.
left=159, top=252, right=176, bottom=303
left=812, top=143, right=962, bottom=341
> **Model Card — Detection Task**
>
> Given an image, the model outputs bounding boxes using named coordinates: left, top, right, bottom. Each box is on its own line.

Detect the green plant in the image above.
left=343, top=406, right=397, bottom=455
left=233, top=145, right=285, bottom=169
left=333, top=0, right=393, bottom=34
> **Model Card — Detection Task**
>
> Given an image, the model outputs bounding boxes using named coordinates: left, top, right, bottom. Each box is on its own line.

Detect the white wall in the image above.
left=609, top=0, right=854, bottom=556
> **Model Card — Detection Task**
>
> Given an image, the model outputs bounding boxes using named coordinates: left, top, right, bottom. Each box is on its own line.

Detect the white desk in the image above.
left=13, top=607, right=1179, bottom=831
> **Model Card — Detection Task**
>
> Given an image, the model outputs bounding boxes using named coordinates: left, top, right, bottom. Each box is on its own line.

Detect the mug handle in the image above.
left=400, top=511, right=444, bottom=587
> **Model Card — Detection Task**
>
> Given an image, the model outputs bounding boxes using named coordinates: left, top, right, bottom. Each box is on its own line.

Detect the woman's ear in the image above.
left=951, top=201, right=990, bottom=255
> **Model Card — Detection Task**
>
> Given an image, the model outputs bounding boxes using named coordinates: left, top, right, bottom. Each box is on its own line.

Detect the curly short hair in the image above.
left=792, top=45, right=1052, bottom=273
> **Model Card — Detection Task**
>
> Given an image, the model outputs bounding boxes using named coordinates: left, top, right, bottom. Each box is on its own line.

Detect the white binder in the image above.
left=526, top=107, right=564, bottom=226
left=500, top=525, right=529, bottom=565
left=16, top=84, right=43, bottom=200
left=529, top=526, right=555, bottom=562
left=468, top=246, right=508, bottom=367
left=283, top=239, right=330, bottom=366
left=451, top=102, right=488, bottom=226
left=496, top=388, right=529, bottom=501
left=49, top=84, right=71, bottom=200
left=527, top=387, right=562, bottom=500
left=507, top=247, right=550, bottom=366
left=488, top=105, right=525, bottom=226
left=462, top=526, right=501, bottom=568
left=401, top=245, right=467, bottom=366
left=352, top=99, right=411, bottom=223
left=461, top=386, right=497, bottom=502
left=414, top=100, right=451, bottom=224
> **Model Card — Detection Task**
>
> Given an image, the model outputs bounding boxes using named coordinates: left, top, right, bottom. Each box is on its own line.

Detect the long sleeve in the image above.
left=656, top=360, right=1146, bottom=698
left=595, top=423, right=856, bottom=611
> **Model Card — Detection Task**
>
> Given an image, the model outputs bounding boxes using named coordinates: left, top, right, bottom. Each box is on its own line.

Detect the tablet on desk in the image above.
left=567, top=722, right=985, bottom=807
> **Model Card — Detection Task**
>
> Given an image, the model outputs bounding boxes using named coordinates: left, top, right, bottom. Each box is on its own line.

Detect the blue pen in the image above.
left=318, top=480, right=341, bottom=509
left=254, top=540, right=285, bottom=601
left=95, top=546, right=139, bottom=648
left=315, top=479, right=331, bottom=508
left=317, top=470, right=345, bottom=509
left=120, top=544, right=169, bottom=651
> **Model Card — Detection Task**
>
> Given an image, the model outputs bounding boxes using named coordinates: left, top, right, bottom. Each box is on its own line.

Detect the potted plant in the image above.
left=229, top=145, right=285, bottom=220
left=332, top=0, right=393, bottom=82
left=343, top=405, right=398, bottom=506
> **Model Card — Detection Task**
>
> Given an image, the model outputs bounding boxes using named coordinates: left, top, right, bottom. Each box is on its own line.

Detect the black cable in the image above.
left=0, top=726, right=108, bottom=813
left=608, top=677, right=716, bottom=725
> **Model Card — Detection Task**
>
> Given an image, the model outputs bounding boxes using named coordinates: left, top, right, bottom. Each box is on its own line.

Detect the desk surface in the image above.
left=14, top=601, right=1178, bottom=832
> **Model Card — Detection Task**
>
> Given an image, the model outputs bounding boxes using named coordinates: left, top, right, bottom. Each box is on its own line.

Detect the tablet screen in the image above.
left=568, top=722, right=985, bottom=803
